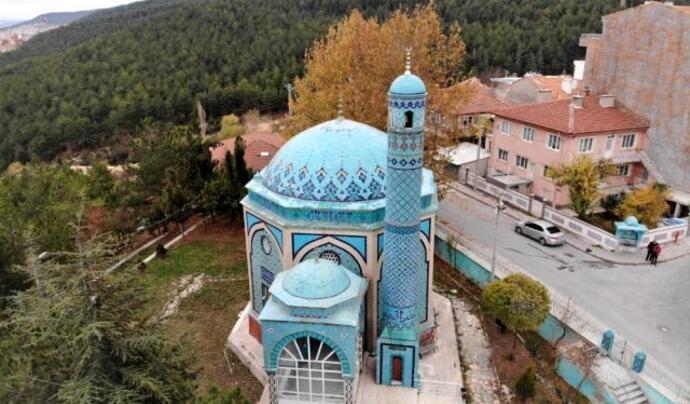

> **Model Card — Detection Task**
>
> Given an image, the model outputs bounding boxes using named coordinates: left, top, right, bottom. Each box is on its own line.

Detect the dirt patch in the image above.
left=434, top=256, right=586, bottom=403
left=158, top=274, right=206, bottom=321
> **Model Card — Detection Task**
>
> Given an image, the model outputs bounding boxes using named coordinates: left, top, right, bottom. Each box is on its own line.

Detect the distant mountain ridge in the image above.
left=1, top=0, right=690, bottom=169
left=1, top=10, right=95, bottom=31
left=0, top=20, right=21, bottom=29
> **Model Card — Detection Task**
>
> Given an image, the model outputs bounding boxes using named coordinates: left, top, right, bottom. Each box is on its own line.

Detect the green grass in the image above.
left=133, top=236, right=260, bottom=400
left=137, top=239, right=246, bottom=319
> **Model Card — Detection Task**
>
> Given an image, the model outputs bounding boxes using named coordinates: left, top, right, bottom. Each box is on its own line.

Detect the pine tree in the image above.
left=233, top=137, right=251, bottom=187
left=0, top=231, right=197, bottom=402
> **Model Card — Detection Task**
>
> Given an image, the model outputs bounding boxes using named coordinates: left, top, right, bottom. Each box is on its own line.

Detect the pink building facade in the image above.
left=488, top=95, right=649, bottom=207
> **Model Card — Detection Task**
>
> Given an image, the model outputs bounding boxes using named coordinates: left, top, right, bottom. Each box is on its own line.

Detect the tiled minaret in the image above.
left=376, top=50, right=427, bottom=387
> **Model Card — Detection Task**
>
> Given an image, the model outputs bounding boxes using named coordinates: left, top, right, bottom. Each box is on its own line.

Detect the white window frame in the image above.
left=515, top=155, right=529, bottom=170
left=579, top=137, right=594, bottom=153
left=522, top=126, right=535, bottom=143
left=621, top=133, right=636, bottom=149
left=617, top=164, right=631, bottom=176
left=500, top=120, right=512, bottom=135
left=498, top=148, right=509, bottom=161
left=277, top=336, right=345, bottom=403
left=543, top=165, right=552, bottom=178
left=547, top=133, right=561, bottom=151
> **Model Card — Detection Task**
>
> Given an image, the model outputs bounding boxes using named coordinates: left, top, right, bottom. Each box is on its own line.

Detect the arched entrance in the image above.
left=276, top=336, right=345, bottom=403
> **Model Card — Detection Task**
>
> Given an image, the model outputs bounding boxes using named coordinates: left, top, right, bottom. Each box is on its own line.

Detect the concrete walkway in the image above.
left=450, top=296, right=501, bottom=404
left=228, top=294, right=465, bottom=404
left=450, top=181, right=690, bottom=265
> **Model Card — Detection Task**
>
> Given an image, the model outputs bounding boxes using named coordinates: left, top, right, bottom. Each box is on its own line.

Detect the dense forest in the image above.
left=0, top=0, right=687, bottom=168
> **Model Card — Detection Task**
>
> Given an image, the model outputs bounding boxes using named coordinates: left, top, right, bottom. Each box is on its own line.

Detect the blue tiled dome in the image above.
left=262, top=119, right=388, bottom=202
left=389, top=72, right=426, bottom=95
left=283, top=259, right=351, bottom=299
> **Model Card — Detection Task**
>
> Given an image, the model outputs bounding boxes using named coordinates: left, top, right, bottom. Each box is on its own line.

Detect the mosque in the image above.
left=237, top=57, right=440, bottom=403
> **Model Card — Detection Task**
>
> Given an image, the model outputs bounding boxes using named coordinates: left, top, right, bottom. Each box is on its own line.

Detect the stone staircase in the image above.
left=639, top=151, right=665, bottom=184
left=613, top=380, right=648, bottom=404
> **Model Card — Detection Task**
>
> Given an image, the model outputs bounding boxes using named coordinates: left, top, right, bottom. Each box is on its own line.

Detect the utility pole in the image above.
left=490, top=195, right=506, bottom=281
left=285, top=83, right=294, bottom=116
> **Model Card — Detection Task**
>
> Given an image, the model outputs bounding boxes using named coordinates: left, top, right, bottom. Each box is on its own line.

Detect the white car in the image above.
left=514, top=220, right=565, bottom=246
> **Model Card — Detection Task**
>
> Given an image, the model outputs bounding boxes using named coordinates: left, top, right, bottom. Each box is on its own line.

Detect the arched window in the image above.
left=319, top=250, right=341, bottom=265
left=404, top=111, right=413, bottom=128
left=277, top=336, right=345, bottom=403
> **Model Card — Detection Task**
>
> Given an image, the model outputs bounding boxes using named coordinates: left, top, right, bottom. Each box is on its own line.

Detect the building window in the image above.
left=500, top=120, right=511, bottom=135
left=579, top=137, right=594, bottom=153
left=261, top=235, right=272, bottom=255
left=515, top=155, right=529, bottom=170
left=498, top=148, right=509, bottom=161
left=319, top=250, right=341, bottom=265
left=522, top=126, right=535, bottom=142
left=404, top=111, right=413, bottom=128
left=547, top=134, right=561, bottom=150
left=543, top=165, right=552, bottom=177
left=617, top=164, right=630, bottom=176
left=260, top=151, right=270, bottom=157
left=277, top=337, right=345, bottom=403
left=621, top=134, right=636, bottom=149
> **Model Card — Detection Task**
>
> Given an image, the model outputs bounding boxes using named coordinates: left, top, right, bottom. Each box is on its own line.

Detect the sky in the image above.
left=0, top=0, right=139, bottom=21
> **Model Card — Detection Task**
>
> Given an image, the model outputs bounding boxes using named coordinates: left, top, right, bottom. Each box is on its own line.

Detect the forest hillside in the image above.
left=0, top=0, right=685, bottom=168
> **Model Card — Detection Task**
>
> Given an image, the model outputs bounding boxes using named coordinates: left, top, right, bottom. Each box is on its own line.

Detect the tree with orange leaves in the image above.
left=284, top=4, right=473, bottom=196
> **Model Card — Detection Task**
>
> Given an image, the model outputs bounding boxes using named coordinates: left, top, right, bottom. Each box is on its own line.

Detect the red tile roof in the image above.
left=495, top=96, right=648, bottom=135
left=529, top=76, right=571, bottom=100
left=455, top=78, right=512, bottom=115
left=211, top=130, right=286, bottom=171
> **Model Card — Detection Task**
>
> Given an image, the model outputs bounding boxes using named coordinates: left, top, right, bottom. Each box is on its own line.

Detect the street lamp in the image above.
left=490, top=195, right=506, bottom=281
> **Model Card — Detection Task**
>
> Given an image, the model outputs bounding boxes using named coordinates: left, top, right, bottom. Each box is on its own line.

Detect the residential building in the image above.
left=489, top=94, right=649, bottom=206
left=580, top=1, right=690, bottom=217
left=490, top=73, right=579, bottom=105
left=210, top=129, right=285, bottom=171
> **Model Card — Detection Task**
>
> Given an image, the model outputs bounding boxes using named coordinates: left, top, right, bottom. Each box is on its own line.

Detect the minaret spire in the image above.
left=404, top=47, right=412, bottom=74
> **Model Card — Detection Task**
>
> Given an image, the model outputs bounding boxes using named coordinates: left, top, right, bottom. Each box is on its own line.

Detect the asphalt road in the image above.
left=438, top=192, right=690, bottom=382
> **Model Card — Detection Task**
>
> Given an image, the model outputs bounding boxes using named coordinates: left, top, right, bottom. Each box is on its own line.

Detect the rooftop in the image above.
left=210, top=130, right=286, bottom=171
left=454, top=78, right=511, bottom=115
left=437, top=142, right=490, bottom=166
left=495, top=96, right=648, bottom=135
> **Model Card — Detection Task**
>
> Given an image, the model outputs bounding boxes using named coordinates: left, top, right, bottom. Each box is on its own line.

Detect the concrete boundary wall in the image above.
left=641, top=223, right=688, bottom=245
left=466, top=172, right=531, bottom=211
left=434, top=227, right=689, bottom=403
left=542, top=206, right=619, bottom=251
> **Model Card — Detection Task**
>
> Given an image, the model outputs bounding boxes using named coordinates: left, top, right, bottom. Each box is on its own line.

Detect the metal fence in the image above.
left=415, top=379, right=464, bottom=402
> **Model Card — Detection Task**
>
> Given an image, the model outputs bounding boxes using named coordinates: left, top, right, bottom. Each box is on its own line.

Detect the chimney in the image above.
left=571, top=94, right=584, bottom=109
left=536, top=89, right=552, bottom=103
left=599, top=94, right=615, bottom=108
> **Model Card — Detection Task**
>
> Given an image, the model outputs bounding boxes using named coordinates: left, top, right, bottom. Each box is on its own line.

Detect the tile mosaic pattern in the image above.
left=250, top=229, right=283, bottom=312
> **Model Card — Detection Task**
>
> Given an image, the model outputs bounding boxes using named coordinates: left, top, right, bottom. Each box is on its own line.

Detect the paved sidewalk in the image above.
left=449, top=181, right=690, bottom=265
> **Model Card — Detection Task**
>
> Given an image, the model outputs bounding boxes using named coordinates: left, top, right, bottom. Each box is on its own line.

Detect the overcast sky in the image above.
left=1, top=0, right=139, bottom=21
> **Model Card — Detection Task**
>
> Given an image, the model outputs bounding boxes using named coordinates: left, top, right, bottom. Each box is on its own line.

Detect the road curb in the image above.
left=446, top=183, right=690, bottom=266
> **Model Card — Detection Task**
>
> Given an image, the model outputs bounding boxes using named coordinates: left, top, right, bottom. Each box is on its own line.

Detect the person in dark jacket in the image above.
left=651, top=243, right=662, bottom=266
left=646, top=241, right=655, bottom=261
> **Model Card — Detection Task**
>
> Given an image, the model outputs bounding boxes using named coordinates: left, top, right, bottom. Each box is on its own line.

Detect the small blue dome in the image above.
left=283, top=259, right=351, bottom=299
left=624, top=216, right=639, bottom=226
left=389, top=72, right=426, bottom=95
left=262, top=119, right=388, bottom=202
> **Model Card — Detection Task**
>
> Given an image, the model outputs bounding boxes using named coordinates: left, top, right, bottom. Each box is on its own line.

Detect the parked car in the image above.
left=514, top=220, right=565, bottom=246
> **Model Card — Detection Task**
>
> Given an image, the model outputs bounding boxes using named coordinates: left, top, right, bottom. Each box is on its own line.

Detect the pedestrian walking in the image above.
left=646, top=240, right=657, bottom=262
left=651, top=243, right=662, bottom=266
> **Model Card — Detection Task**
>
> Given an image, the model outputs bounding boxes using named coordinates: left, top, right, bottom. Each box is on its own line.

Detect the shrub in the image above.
left=516, top=367, right=537, bottom=400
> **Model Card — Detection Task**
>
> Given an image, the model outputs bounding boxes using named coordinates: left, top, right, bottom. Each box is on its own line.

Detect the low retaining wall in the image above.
left=543, top=206, right=619, bottom=251
left=434, top=234, right=685, bottom=403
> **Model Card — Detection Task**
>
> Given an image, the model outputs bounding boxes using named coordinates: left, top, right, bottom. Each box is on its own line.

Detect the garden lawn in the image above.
left=139, top=221, right=262, bottom=401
